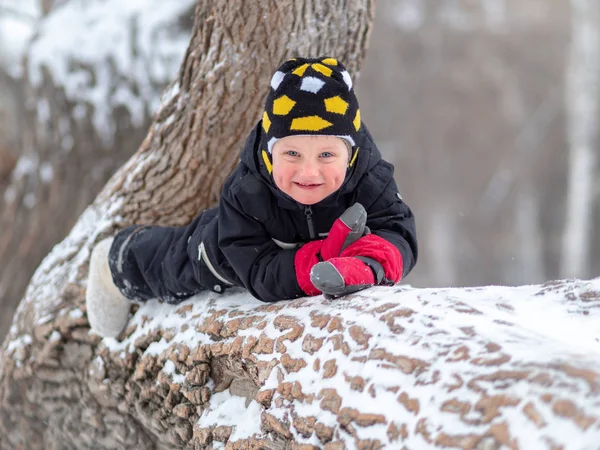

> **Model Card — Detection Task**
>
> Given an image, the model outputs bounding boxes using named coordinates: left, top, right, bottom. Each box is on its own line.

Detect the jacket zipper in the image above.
left=304, top=206, right=316, bottom=239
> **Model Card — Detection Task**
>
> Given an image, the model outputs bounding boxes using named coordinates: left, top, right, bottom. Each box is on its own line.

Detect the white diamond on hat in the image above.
left=341, top=70, right=353, bottom=90
left=271, top=71, right=285, bottom=90
left=300, top=76, right=326, bottom=93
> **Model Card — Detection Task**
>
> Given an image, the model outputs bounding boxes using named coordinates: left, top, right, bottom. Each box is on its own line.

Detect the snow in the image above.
left=197, top=391, right=263, bottom=442
left=68, top=308, right=83, bottom=319
left=158, top=81, right=180, bottom=107
left=11, top=153, right=38, bottom=180
left=82, top=277, right=600, bottom=447
left=102, top=289, right=262, bottom=355
left=161, top=359, right=186, bottom=385
left=39, top=162, right=53, bottom=183
left=5, top=333, right=31, bottom=354
left=26, top=0, right=195, bottom=144
left=3, top=152, right=53, bottom=206
left=48, top=330, right=61, bottom=342
left=0, top=0, right=40, bottom=77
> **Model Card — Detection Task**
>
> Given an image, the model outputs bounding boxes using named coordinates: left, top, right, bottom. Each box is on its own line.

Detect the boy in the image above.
left=86, top=57, right=418, bottom=338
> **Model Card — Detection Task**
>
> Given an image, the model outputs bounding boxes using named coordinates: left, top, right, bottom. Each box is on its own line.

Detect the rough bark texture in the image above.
left=2, top=276, right=600, bottom=449
left=0, top=1, right=376, bottom=449
left=0, top=1, right=195, bottom=342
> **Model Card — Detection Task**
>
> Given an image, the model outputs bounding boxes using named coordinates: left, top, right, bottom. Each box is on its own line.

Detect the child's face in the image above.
left=271, top=135, right=350, bottom=205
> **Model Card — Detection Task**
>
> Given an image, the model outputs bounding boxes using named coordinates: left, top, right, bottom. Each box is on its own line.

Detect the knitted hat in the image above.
left=260, top=57, right=361, bottom=173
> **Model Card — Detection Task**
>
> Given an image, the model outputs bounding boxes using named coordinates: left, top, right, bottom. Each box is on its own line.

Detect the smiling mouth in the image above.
left=294, top=182, right=323, bottom=189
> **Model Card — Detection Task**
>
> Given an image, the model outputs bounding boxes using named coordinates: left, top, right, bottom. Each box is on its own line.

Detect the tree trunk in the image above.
left=561, top=0, right=600, bottom=279
left=0, top=1, right=376, bottom=448
left=0, top=68, right=23, bottom=157
left=0, top=0, right=195, bottom=341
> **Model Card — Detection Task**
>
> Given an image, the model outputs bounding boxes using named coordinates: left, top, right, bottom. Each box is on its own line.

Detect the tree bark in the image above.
left=0, top=0, right=195, bottom=341
left=0, top=1, right=376, bottom=448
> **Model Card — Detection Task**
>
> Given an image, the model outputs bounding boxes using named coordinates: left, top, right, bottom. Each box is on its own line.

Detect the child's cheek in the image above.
left=272, top=166, right=291, bottom=192
left=328, top=165, right=347, bottom=188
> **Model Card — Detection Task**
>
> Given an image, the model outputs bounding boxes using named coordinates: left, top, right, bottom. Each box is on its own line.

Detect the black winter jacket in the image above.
left=108, top=121, right=418, bottom=303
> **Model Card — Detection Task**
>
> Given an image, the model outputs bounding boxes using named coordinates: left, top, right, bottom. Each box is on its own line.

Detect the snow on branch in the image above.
left=26, top=0, right=195, bottom=144
left=5, top=276, right=598, bottom=448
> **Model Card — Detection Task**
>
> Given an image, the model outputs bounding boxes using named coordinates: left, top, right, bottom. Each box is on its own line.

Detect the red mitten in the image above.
left=340, top=234, right=403, bottom=283
left=320, top=203, right=367, bottom=260
left=294, top=203, right=367, bottom=296
left=310, top=257, right=375, bottom=298
left=294, top=240, right=323, bottom=296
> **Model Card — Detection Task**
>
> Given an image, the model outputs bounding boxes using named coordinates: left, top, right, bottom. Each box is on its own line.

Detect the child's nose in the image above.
left=299, top=161, right=319, bottom=177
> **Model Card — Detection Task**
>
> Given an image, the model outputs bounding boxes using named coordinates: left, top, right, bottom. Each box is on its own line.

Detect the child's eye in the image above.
left=285, top=150, right=300, bottom=157
left=320, top=152, right=334, bottom=158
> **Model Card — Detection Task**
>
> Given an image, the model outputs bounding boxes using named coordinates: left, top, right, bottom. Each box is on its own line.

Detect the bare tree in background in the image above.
left=561, top=0, right=600, bottom=279
left=361, top=0, right=569, bottom=287
left=0, top=70, right=19, bottom=182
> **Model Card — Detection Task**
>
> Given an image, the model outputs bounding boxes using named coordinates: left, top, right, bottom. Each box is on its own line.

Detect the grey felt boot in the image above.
left=86, top=237, right=131, bottom=338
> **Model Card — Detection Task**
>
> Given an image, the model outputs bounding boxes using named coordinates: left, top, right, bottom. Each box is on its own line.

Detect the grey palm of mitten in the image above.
left=86, top=237, right=131, bottom=338
left=338, top=202, right=368, bottom=251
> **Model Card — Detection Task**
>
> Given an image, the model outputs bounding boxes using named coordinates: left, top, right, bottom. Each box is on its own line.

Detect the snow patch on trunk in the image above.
left=26, top=0, right=195, bottom=144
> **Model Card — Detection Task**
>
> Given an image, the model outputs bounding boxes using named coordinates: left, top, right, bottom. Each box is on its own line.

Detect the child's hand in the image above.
left=310, top=233, right=405, bottom=298
left=309, top=257, right=376, bottom=298
left=294, top=203, right=367, bottom=296
left=320, top=202, right=368, bottom=260
left=339, top=234, right=404, bottom=285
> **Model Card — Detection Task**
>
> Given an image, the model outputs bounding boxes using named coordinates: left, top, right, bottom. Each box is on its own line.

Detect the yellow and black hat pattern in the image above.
left=262, top=57, right=361, bottom=160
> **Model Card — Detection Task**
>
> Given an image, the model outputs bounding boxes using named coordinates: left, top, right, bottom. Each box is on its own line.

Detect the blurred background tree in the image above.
left=0, top=0, right=598, bottom=341
left=360, top=0, right=598, bottom=288
left=0, top=0, right=196, bottom=340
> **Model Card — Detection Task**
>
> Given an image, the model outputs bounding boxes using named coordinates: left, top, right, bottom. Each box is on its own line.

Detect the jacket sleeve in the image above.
left=358, top=163, right=418, bottom=278
left=217, top=178, right=306, bottom=303
left=108, top=215, right=206, bottom=303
